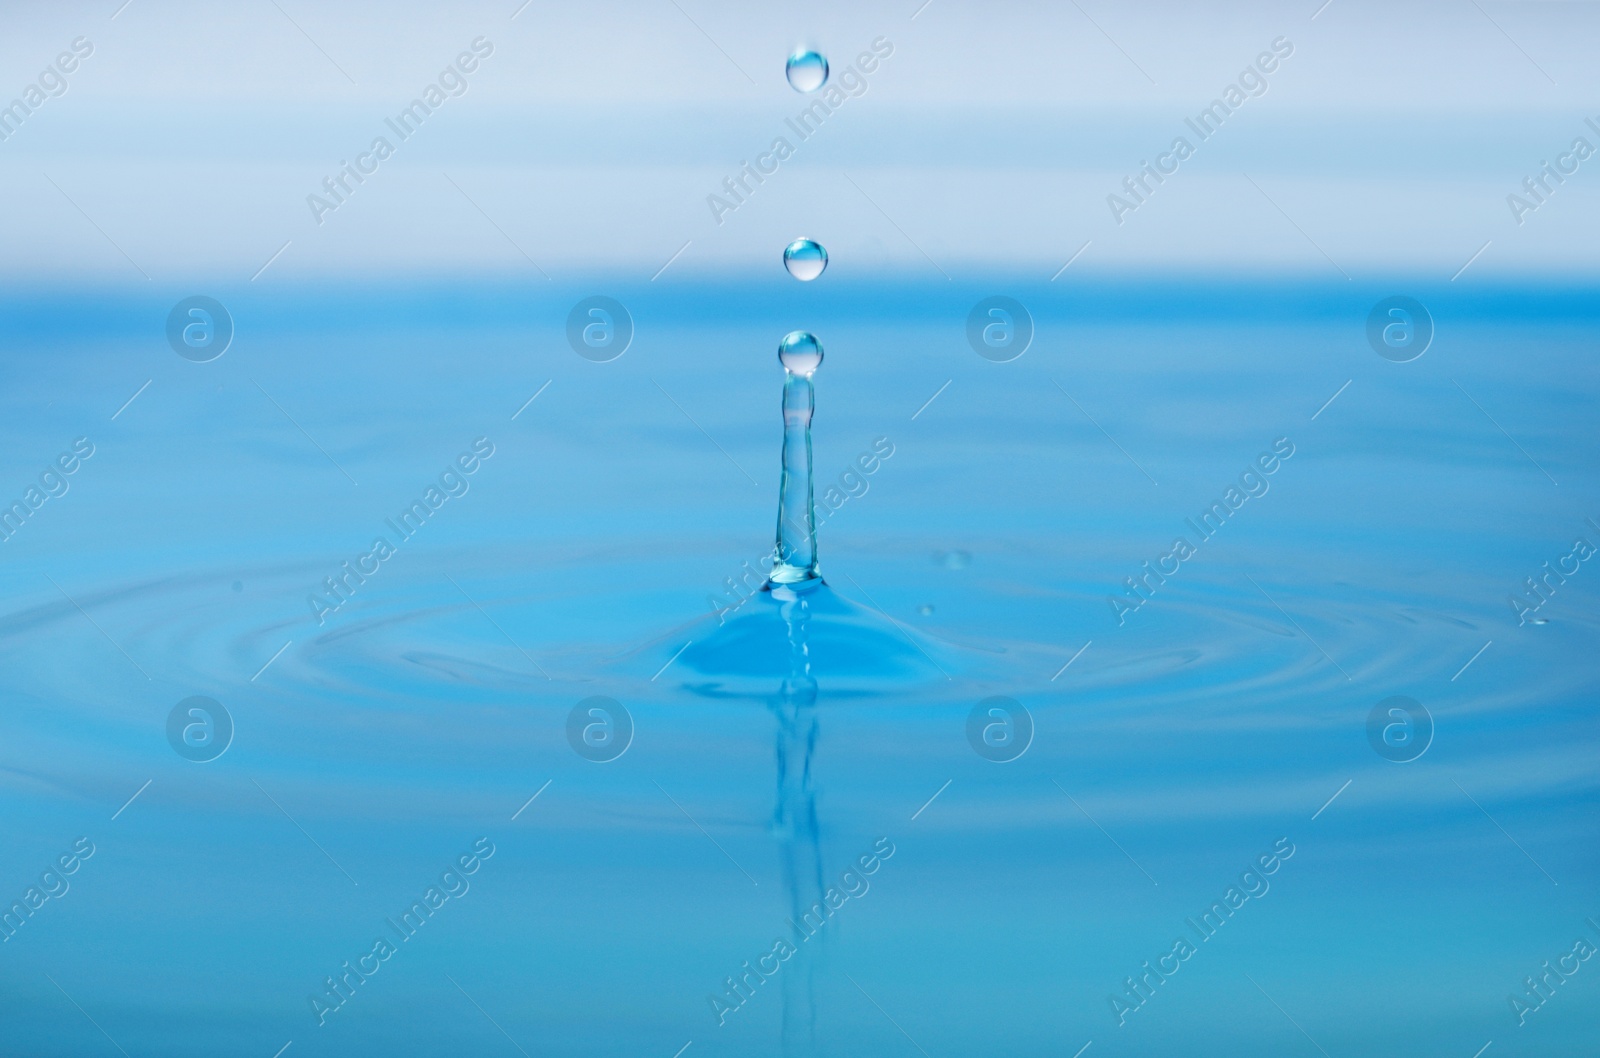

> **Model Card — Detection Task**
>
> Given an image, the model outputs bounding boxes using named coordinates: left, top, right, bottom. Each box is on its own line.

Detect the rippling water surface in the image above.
left=2, top=278, right=1597, bottom=1057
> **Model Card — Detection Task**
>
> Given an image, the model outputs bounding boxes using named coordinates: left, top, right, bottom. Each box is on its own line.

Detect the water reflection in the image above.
left=768, top=591, right=822, bottom=1053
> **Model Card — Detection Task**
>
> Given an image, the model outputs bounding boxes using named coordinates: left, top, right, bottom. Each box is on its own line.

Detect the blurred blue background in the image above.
left=1, top=3, right=1597, bottom=1057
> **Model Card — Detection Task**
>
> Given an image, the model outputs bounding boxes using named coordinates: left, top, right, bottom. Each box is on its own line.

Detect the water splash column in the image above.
left=767, top=332, right=823, bottom=592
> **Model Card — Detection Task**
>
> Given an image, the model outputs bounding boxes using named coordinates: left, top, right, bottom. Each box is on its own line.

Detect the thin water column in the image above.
left=766, top=331, right=823, bottom=593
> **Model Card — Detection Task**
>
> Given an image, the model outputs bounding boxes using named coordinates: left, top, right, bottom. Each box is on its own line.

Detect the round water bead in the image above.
left=778, top=331, right=823, bottom=377
left=785, top=50, right=828, bottom=92
left=782, top=238, right=828, bottom=281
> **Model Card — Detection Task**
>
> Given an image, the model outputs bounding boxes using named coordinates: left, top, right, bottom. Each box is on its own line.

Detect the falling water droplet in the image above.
left=783, top=238, right=828, bottom=281
left=785, top=50, right=828, bottom=92
left=778, top=331, right=823, bottom=377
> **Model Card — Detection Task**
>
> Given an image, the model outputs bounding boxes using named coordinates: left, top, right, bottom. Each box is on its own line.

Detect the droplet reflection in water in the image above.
left=778, top=331, right=823, bottom=377
left=783, top=238, right=828, bottom=281
left=785, top=49, right=828, bottom=92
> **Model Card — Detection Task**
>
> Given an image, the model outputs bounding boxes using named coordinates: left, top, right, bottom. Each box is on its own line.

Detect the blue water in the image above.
left=2, top=277, right=1597, bottom=1057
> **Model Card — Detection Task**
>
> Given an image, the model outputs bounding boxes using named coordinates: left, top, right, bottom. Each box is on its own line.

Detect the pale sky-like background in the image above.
left=0, top=0, right=1596, bottom=281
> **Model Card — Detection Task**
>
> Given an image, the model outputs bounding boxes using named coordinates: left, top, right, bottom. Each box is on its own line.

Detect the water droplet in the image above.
left=778, top=331, right=823, bottom=377
left=938, top=550, right=971, bottom=570
left=785, top=49, right=828, bottom=93
left=1531, top=618, right=1549, bottom=625
left=918, top=604, right=935, bottom=616
left=783, top=238, right=828, bottom=281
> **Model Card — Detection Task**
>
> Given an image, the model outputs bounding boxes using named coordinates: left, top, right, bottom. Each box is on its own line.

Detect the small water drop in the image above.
left=783, top=238, right=828, bottom=281
left=939, top=550, right=971, bottom=570
left=918, top=604, right=935, bottom=616
left=1531, top=618, right=1549, bottom=625
left=786, top=49, right=828, bottom=92
left=779, top=331, right=823, bottom=377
